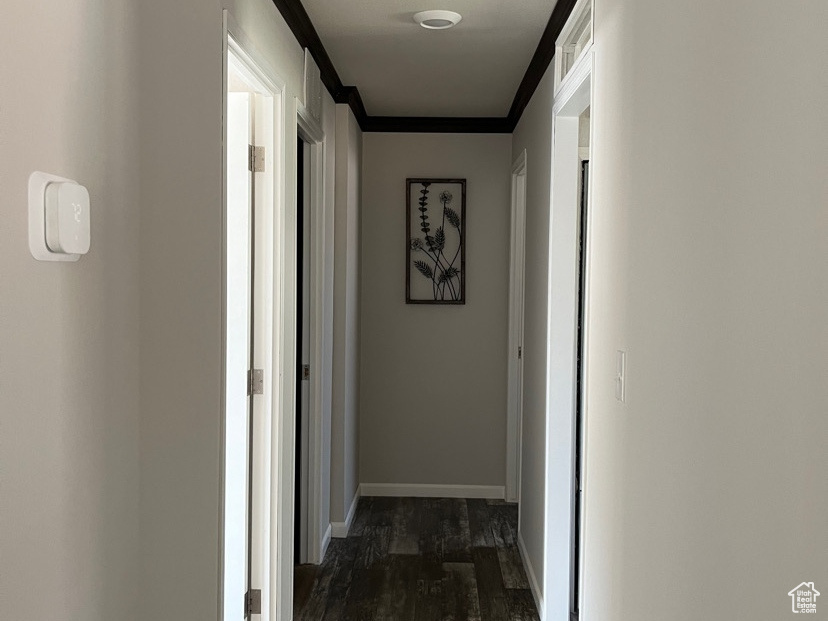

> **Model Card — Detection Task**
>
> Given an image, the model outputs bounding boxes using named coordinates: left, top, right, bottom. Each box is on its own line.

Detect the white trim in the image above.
left=251, top=89, right=275, bottom=621
left=297, top=103, right=324, bottom=143
left=553, top=0, right=593, bottom=96
left=506, top=150, right=528, bottom=504
left=556, top=0, right=592, bottom=47
left=511, top=149, right=527, bottom=176
left=225, top=14, right=286, bottom=96
left=544, top=48, right=594, bottom=621
left=360, top=484, right=505, bottom=499
left=296, top=98, right=329, bottom=566
left=553, top=46, right=593, bottom=116
left=518, top=531, right=545, bottom=620
left=272, top=93, right=294, bottom=621
left=320, top=523, right=332, bottom=559
left=331, top=488, right=361, bottom=538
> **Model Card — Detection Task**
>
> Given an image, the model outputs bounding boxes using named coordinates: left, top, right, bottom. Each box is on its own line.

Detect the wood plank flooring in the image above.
left=294, top=497, right=539, bottom=621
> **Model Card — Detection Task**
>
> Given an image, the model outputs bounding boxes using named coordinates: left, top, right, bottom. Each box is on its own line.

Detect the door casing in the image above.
left=543, top=47, right=595, bottom=621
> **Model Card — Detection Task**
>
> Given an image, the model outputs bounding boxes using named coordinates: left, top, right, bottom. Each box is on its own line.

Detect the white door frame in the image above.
left=506, top=150, right=528, bottom=504
left=296, top=103, right=328, bottom=565
left=223, top=86, right=253, bottom=621
left=543, top=47, right=594, bottom=621
left=222, top=11, right=291, bottom=621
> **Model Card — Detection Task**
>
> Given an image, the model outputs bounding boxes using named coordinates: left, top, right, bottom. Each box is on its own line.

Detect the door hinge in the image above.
left=248, top=145, right=265, bottom=172
left=248, top=369, right=264, bottom=395
left=245, top=589, right=262, bottom=617
left=301, top=364, right=310, bottom=381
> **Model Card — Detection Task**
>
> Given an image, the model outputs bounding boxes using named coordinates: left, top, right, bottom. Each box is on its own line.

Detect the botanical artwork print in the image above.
left=406, top=179, right=465, bottom=304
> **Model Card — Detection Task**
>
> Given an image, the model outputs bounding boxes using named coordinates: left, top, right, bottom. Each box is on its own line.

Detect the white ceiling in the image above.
left=301, top=0, right=557, bottom=118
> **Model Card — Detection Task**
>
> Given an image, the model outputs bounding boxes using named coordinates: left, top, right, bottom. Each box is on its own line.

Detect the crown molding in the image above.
left=271, top=0, right=578, bottom=133
left=363, top=116, right=512, bottom=134
left=334, top=85, right=368, bottom=127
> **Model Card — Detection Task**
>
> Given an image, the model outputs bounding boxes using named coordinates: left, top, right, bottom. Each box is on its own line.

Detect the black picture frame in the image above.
left=406, top=178, right=466, bottom=305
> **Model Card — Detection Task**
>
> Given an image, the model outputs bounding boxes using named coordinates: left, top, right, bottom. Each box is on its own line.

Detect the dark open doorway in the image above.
left=571, top=159, right=589, bottom=620
left=295, top=136, right=312, bottom=566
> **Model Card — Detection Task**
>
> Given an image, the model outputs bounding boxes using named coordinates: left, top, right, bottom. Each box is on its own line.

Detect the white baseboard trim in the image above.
left=320, top=523, right=332, bottom=559
left=331, top=487, right=361, bottom=539
left=359, top=483, right=505, bottom=500
left=518, top=531, right=544, bottom=620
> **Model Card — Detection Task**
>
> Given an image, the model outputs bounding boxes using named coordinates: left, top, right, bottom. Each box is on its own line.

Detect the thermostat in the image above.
left=29, top=171, right=91, bottom=261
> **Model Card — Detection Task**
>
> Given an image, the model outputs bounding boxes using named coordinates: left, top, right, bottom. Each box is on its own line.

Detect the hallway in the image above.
left=6, top=1, right=827, bottom=620
left=294, top=497, right=539, bottom=621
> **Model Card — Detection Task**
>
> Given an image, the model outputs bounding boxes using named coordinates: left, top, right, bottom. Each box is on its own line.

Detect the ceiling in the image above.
left=301, top=0, right=558, bottom=118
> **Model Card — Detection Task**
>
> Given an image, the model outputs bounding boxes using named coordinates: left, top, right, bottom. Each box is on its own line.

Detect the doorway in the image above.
left=295, top=135, right=311, bottom=565
left=507, top=150, right=528, bottom=504
left=222, top=19, right=283, bottom=621
left=571, top=151, right=589, bottom=620
left=295, top=103, right=327, bottom=567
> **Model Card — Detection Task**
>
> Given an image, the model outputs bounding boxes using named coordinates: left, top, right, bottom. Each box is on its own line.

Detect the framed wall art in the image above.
left=406, top=178, right=466, bottom=304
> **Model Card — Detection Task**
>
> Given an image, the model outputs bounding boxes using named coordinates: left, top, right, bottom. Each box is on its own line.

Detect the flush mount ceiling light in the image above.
left=414, top=10, right=462, bottom=30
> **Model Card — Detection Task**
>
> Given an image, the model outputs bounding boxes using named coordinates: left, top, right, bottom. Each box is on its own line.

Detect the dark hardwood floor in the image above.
left=293, top=497, right=539, bottom=621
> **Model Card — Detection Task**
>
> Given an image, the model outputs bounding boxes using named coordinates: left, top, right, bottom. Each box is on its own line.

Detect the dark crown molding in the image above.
left=363, top=117, right=513, bottom=134
left=334, top=86, right=368, bottom=127
left=271, top=0, right=578, bottom=133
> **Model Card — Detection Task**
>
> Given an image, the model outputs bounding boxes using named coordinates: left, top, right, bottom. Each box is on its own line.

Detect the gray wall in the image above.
left=583, top=0, right=828, bottom=619
left=331, top=104, right=362, bottom=523
left=318, top=94, right=337, bottom=547
left=0, top=1, right=141, bottom=619
left=359, top=133, right=512, bottom=487
left=511, top=64, right=555, bottom=598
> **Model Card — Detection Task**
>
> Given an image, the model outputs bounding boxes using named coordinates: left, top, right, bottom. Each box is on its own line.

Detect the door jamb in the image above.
left=506, top=150, right=528, bottom=504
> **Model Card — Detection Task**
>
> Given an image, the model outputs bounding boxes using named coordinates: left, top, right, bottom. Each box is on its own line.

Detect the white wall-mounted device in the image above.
left=616, top=350, right=626, bottom=403
left=29, top=171, right=91, bottom=262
